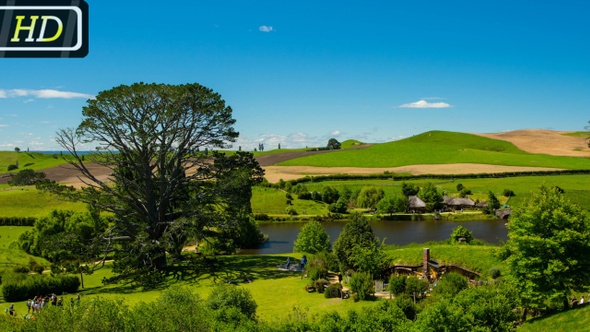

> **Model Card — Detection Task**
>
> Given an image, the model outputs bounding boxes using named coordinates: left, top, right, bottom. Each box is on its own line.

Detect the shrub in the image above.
left=489, top=267, right=502, bottom=279
left=405, top=276, right=428, bottom=298
left=308, top=266, right=328, bottom=281
left=324, top=283, right=343, bottom=298
left=349, top=272, right=373, bottom=301
left=12, top=265, right=30, bottom=274
left=285, top=207, right=298, bottom=216
left=293, top=221, right=331, bottom=253
left=450, top=225, right=474, bottom=244
left=253, top=213, right=270, bottom=221
left=456, top=183, right=464, bottom=191
left=389, top=274, right=406, bottom=296
left=394, top=296, right=417, bottom=320
left=503, top=189, right=515, bottom=197
left=313, top=278, right=329, bottom=293
left=308, top=251, right=339, bottom=272
left=433, top=273, right=468, bottom=297
left=2, top=275, right=80, bottom=302
left=207, top=285, right=257, bottom=320
left=7, top=164, right=18, bottom=171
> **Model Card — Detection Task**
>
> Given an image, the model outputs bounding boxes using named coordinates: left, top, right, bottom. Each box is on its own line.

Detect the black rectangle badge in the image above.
left=0, top=0, right=88, bottom=57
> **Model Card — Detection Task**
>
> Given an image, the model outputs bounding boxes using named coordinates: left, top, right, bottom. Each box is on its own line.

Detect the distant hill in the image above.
left=277, top=130, right=590, bottom=169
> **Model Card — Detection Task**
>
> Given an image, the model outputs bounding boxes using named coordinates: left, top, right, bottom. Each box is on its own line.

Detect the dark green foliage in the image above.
left=18, top=209, right=107, bottom=263
left=456, top=183, right=464, bottom=191
left=313, top=278, right=329, bottom=293
left=207, top=285, right=257, bottom=320
left=503, top=188, right=515, bottom=197
left=311, top=191, right=322, bottom=201
left=327, top=138, right=341, bottom=150
left=349, top=271, right=373, bottom=300
left=389, top=274, right=407, bottom=296
left=332, top=214, right=385, bottom=274
left=293, top=220, right=331, bottom=253
left=503, top=186, right=590, bottom=312
left=0, top=217, right=36, bottom=226
left=433, top=273, right=468, bottom=297
left=307, top=266, right=328, bottom=281
left=488, top=191, right=501, bottom=209
left=308, top=251, right=339, bottom=272
left=402, top=182, right=420, bottom=197
left=324, top=283, right=343, bottom=298
left=405, top=276, right=428, bottom=297
left=328, top=198, right=348, bottom=213
left=321, top=186, right=340, bottom=204
left=394, top=295, right=417, bottom=321
left=489, top=267, right=501, bottom=279
left=459, top=188, right=472, bottom=198
left=2, top=275, right=80, bottom=302
left=450, top=225, right=474, bottom=244
left=418, top=182, right=443, bottom=212
left=356, top=186, right=385, bottom=209
left=377, top=196, right=409, bottom=215
left=8, top=169, right=46, bottom=186
left=285, top=207, right=298, bottom=215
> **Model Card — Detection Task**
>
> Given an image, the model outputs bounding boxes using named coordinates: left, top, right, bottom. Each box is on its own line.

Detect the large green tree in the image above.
left=293, top=220, right=331, bottom=253
left=47, top=83, right=262, bottom=282
left=332, top=213, right=385, bottom=274
left=502, top=186, right=590, bottom=315
left=418, top=182, right=443, bottom=212
left=356, top=187, right=385, bottom=209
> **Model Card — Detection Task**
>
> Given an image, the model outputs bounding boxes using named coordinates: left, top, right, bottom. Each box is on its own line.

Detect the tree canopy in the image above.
left=502, top=186, right=590, bottom=313
left=293, top=220, right=331, bottom=254
left=327, top=138, right=341, bottom=150
left=332, top=214, right=385, bottom=274
left=45, top=83, right=263, bottom=283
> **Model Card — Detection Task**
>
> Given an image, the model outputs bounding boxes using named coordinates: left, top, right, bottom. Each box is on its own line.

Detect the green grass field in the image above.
left=277, top=131, right=590, bottom=169
left=0, top=151, right=70, bottom=173
left=0, top=187, right=87, bottom=218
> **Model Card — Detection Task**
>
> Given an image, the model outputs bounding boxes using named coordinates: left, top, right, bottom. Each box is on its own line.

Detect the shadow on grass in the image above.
left=81, top=254, right=302, bottom=296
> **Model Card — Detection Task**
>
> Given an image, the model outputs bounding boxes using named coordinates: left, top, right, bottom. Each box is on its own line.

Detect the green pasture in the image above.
left=0, top=187, right=87, bottom=218
left=277, top=131, right=590, bottom=169
left=563, top=131, right=589, bottom=138
left=0, top=226, right=31, bottom=250
left=0, top=151, right=70, bottom=173
left=252, top=187, right=329, bottom=215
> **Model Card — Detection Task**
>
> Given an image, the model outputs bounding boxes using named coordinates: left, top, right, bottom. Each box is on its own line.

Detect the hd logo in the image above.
left=0, top=0, right=88, bottom=58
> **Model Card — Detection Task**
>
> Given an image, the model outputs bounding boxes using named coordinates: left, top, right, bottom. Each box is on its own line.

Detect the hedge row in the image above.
left=0, top=217, right=36, bottom=226
left=2, top=275, right=80, bottom=302
left=283, top=169, right=590, bottom=185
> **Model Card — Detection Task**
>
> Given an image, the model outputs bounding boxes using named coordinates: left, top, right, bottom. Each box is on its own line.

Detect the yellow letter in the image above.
left=10, top=15, right=39, bottom=42
left=37, top=16, right=63, bottom=42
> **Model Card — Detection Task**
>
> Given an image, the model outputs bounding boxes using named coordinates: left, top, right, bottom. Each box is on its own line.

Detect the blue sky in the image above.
left=1, top=0, right=589, bottom=151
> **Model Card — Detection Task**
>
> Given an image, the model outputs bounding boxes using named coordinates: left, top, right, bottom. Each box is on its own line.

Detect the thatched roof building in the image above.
left=408, top=195, right=426, bottom=211
left=443, top=196, right=475, bottom=210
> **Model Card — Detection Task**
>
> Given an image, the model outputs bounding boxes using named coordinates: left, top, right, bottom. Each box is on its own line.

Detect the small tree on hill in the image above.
left=450, top=225, right=474, bottom=244
left=333, top=214, right=385, bottom=275
left=356, top=187, right=385, bottom=209
left=418, top=182, right=443, bottom=212
left=327, top=138, right=341, bottom=150
left=401, top=182, right=419, bottom=197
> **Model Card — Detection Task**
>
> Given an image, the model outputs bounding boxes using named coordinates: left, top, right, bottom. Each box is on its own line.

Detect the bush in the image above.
left=285, top=207, right=298, bottom=216
left=7, top=164, right=18, bottom=171
left=349, top=272, right=373, bottom=301
left=502, top=189, right=515, bottom=197
left=389, top=274, right=406, bottom=296
left=2, top=275, right=80, bottom=302
left=489, top=267, right=502, bottom=279
left=308, top=266, right=328, bottom=281
left=293, top=221, right=331, bottom=254
left=404, top=276, right=428, bottom=298
left=313, top=278, right=329, bottom=293
left=308, top=251, right=339, bottom=272
left=206, top=285, right=257, bottom=320
left=450, top=225, right=474, bottom=244
left=433, top=273, right=468, bottom=297
left=394, top=296, right=417, bottom=320
left=324, top=283, right=343, bottom=298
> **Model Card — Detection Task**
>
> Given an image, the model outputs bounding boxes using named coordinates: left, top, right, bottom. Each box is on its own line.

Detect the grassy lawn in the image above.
left=277, top=131, right=590, bottom=169
left=252, top=186, right=329, bottom=216
left=518, top=304, right=590, bottom=331
left=0, top=187, right=87, bottom=218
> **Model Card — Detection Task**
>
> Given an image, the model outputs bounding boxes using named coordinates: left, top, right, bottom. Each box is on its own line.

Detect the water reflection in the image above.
left=241, top=219, right=508, bottom=255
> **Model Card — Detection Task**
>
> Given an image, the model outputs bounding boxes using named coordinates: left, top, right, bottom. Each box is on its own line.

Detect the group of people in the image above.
left=285, top=255, right=307, bottom=270
left=4, top=294, right=81, bottom=318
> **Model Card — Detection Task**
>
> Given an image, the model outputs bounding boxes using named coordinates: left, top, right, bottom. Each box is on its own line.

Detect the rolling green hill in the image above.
left=278, top=131, right=590, bottom=169
left=0, top=151, right=70, bottom=173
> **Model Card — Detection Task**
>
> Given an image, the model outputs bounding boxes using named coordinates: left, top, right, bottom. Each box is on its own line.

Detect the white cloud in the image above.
left=0, top=89, right=94, bottom=99
left=398, top=99, right=453, bottom=108
left=259, top=25, right=274, bottom=32
left=331, top=130, right=341, bottom=136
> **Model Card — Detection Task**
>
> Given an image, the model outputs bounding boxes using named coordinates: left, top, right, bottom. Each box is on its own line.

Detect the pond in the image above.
left=241, top=219, right=508, bottom=255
